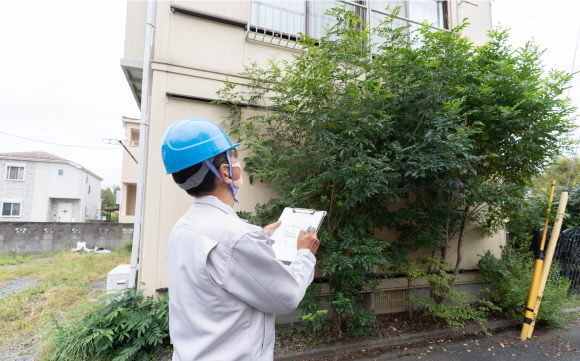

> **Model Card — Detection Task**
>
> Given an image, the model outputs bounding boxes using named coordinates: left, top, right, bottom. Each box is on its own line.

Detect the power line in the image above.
left=510, top=0, right=567, bottom=29
left=0, top=130, right=121, bottom=150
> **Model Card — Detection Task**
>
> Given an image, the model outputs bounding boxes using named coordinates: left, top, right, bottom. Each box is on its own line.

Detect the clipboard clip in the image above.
left=292, top=208, right=315, bottom=215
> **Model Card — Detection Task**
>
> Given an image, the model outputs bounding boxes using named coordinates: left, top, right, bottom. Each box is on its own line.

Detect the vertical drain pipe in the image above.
left=129, top=0, right=155, bottom=289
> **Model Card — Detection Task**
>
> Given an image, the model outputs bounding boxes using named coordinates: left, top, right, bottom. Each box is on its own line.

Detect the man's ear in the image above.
left=219, top=163, right=232, bottom=184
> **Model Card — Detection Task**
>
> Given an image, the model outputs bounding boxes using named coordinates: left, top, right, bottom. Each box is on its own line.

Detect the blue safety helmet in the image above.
left=161, top=117, right=240, bottom=174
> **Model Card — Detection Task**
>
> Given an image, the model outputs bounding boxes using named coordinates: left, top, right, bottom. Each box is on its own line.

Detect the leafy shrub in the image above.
left=45, top=288, right=169, bottom=361
left=329, top=292, right=376, bottom=337
left=122, top=241, right=133, bottom=253
left=477, top=241, right=571, bottom=327
left=8, top=246, right=20, bottom=259
left=405, top=256, right=498, bottom=333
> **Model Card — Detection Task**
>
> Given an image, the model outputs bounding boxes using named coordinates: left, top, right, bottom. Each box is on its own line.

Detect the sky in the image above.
left=0, top=0, right=579, bottom=189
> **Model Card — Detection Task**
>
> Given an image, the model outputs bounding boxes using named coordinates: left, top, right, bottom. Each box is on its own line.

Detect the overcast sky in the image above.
left=0, top=0, right=579, bottom=189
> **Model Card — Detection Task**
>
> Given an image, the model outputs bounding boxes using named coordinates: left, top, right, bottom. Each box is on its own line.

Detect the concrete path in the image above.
left=349, top=320, right=580, bottom=361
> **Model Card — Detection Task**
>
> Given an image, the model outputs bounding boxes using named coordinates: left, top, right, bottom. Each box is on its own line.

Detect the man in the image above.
left=161, top=117, right=319, bottom=361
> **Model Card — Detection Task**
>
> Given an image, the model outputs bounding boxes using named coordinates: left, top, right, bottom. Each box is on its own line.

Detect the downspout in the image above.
left=129, top=0, right=155, bottom=289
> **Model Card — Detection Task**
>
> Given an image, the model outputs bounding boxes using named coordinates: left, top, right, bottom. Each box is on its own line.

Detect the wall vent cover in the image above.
left=375, top=290, right=406, bottom=314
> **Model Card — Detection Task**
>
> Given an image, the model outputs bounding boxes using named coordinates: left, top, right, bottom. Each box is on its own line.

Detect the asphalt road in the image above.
left=354, top=320, right=580, bottom=361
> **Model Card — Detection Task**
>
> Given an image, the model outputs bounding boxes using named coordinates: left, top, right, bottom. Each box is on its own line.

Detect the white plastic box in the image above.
left=107, top=264, right=131, bottom=294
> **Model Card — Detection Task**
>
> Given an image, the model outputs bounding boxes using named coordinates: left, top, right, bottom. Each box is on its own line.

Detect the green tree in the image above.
left=217, top=6, right=576, bottom=333
left=532, top=156, right=580, bottom=195
left=101, top=186, right=120, bottom=208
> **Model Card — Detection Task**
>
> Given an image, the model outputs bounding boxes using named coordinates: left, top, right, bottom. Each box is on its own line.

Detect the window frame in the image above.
left=88, top=185, right=91, bottom=194
left=4, top=164, right=26, bottom=181
left=1, top=200, right=22, bottom=217
left=247, top=0, right=448, bottom=43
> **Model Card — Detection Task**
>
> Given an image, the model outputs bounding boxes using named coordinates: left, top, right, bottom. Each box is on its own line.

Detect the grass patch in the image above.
left=0, top=250, right=131, bottom=346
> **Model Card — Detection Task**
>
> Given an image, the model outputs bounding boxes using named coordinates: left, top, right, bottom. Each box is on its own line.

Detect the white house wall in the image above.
left=82, top=172, right=102, bottom=221
left=30, top=162, right=51, bottom=221
left=0, top=160, right=36, bottom=221
left=48, top=163, right=83, bottom=199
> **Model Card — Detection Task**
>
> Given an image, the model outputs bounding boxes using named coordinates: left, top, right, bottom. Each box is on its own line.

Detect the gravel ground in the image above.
left=0, top=339, right=38, bottom=361
left=0, top=277, right=37, bottom=300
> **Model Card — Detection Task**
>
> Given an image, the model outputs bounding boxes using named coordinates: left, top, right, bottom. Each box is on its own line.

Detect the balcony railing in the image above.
left=246, top=0, right=449, bottom=50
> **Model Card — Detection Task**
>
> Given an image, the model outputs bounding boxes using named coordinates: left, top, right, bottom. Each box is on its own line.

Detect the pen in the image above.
left=307, top=226, right=312, bottom=232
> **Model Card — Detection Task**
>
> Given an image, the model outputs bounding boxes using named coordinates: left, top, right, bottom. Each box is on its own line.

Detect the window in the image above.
left=5, top=165, right=25, bottom=180
left=86, top=176, right=88, bottom=184
left=2, top=202, right=21, bottom=217
left=88, top=185, right=91, bottom=194
left=248, top=1, right=448, bottom=47
left=85, top=206, right=89, bottom=217
left=58, top=169, right=64, bottom=175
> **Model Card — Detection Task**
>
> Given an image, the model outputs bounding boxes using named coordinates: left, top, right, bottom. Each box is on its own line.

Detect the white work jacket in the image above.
left=167, top=195, right=316, bottom=361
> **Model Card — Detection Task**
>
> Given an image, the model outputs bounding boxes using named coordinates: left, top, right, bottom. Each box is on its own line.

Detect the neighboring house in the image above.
left=119, top=116, right=140, bottom=223
left=121, top=1, right=501, bottom=310
left=0, top=151, right=103, bottom=222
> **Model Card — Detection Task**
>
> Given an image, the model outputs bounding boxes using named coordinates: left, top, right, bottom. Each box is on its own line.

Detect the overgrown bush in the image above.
left=478, top=241, right=571, bottom=327
left=123, top=241, right=133, bottom=253
left=406, top=256, right=498, bottom=333
left=217, top=3, right=575, bottom=333
left=45, top=288, right=169, bottom=361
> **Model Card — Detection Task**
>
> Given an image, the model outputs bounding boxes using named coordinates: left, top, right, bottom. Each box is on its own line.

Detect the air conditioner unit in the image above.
left=107, top=264, right=131, bottom=294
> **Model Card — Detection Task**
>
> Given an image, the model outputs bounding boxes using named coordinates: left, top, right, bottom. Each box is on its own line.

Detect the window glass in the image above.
left=408, top=0, right=444, bottom=28
left=1, top=203, right=20, bottom=216
left=89, top=185, right=91, bottom=194
left=58, top=169, right=64, bottom=175
left=308, top=1, right=357, bottom=40
left=85, top=206, right=89, bottom=217
left=371, top=1, right=406, bottom=16
left=251, top=1, right=306, bottom=36
left=86, top=176, right=88, bottom=184
left=2, top=203, right=11, bottom=216
left=6, top=166, right=24, bottom=180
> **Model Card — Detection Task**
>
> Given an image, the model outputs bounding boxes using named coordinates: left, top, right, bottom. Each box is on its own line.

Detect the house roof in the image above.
left=0, top=151, right=103, bottom=181
left=0, top=151, right=69, bottom=162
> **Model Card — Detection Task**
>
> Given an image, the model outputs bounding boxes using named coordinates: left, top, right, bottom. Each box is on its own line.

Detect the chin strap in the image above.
left=203, top=152, right=239, bottom=204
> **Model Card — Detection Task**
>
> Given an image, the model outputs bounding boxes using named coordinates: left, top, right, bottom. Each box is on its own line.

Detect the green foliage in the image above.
left=533, top=156, right=580, bottom=196
left=330, top=292, right=376, bottom=337
left=123, top=241, right=133, bottom=253
left=405, top=256, right=498, bottom=333
left=301, top=310, right=328, bottom=333
left=8, top=246, right=20, bottom=259
left=477, top=242, right=571, bottom=327
left=45, top=288, right=169, bottom=361
left=101, top=186, right=120, bottom=209
left=217, top=4, right=576, bottom=330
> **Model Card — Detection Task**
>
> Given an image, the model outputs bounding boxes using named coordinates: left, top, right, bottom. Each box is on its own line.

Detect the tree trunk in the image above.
left=455, top=205, right=470, bottom=275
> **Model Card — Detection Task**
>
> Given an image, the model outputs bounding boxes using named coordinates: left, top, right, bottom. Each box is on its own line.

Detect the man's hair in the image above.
left=171, top=152, right=228, bottom=197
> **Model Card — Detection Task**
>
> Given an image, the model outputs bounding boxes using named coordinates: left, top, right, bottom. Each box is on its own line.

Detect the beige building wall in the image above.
left=119, top=118, right=140, bottom=223
left=122, top=1, right=497, bottom=297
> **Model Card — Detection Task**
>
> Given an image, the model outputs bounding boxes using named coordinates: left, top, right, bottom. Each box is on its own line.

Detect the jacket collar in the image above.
left=194, top=195, right=245, bottom=221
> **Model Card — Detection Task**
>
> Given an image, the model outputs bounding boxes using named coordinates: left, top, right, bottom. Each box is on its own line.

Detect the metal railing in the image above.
left=245, top=0, right=448, bottom=50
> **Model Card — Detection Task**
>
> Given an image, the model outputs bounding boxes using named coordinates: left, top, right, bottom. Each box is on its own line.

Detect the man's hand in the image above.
left=264, top=220, right=282, bottom=237
left=297, top=227, right=319, bottom=256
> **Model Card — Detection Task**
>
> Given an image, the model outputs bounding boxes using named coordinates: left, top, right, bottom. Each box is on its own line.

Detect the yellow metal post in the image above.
left=526, top=190, right=569, bottom=339
left=519, top=180, right=556, bottom=341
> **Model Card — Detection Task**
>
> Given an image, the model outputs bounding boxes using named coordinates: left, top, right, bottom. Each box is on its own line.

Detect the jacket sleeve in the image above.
left=224, top=231, right=316, bottom=314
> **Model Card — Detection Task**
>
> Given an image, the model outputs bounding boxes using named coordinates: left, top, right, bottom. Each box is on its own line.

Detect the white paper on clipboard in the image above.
left=270, top=207, right=326, bottom=262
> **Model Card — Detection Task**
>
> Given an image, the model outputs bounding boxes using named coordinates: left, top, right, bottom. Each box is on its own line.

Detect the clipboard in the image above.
left=270, top=207, right=326, bottom=262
